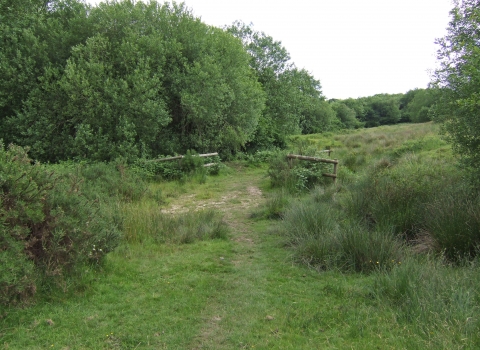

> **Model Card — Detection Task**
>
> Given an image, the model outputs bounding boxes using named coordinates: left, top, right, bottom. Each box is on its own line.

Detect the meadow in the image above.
left=2, top=122, right=480, bottom=349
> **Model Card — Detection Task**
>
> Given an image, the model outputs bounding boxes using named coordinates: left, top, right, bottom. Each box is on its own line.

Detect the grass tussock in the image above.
left=275, top=123, right=480, bottom=346
left=250, top=189, right=292, bottom=219
left=279, top=199, right=404, bottom=272
left=373, top=254, right=480, bottom=348
left=123, top=204, right=229, bottom=245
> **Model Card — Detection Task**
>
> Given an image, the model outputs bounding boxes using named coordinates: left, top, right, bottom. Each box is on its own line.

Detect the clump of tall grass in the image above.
left=424, top=184, right=480, bottom=260
left=342, top=152, right=480, bottom=261
left=123, top=205, right=228, bottom=245
left=250, top=189, right=292, bottom=220
left=345, top=154, right=456, bottom=236
left=373, top=254, right=480, bottom=348
left=278, top=199, right=403, bottom=272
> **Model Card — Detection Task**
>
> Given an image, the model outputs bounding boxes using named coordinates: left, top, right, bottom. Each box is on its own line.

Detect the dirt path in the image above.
left=160, top=168, right=271, bottom=349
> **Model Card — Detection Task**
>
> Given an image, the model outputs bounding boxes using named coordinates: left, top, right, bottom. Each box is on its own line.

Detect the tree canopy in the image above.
left=227, top=21, right=336, bottom=147
left=1, top=0, right=265, bottom=162
left=431, top=0, right=480, bottom=181
left=0, top=0, right=444, bottom=163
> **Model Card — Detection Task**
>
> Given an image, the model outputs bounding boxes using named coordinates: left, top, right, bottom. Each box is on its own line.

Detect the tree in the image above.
left=6, top=1, right=265, bottom=161
left=359, top=94, right=402, bottom=127
left=227, top=22, right=332, bottom=148
left=401, top=89, right=437, bottom=123
left=0, top=0, right=50, bottom=141
left=330, top=101, right=363, bottom=129
left=431, top=0, right=480, bottom=180
left=0, top=0, right=92, bottom=145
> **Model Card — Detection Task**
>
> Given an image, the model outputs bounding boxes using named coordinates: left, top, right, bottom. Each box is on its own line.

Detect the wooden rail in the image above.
left=317, top=149, right=333, bottom=156
left=147, top=152, right=218, bottom=163
left=286, top=153, right=339, bottom=184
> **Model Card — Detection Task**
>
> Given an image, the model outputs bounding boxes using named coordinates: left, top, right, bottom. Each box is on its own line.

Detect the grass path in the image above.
left=160, top=165, right=419, bottom=349
left=1, top=164, right=422, bottom=349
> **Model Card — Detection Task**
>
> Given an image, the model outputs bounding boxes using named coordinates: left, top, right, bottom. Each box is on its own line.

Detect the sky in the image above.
left=85, top=0, right=453, bottom=100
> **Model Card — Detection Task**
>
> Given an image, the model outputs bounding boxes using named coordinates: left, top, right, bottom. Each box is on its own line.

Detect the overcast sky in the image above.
left=85, top=0, right=453, bottom=99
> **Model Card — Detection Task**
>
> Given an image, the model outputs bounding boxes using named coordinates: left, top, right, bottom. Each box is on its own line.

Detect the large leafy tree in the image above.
left=227, top=21, right=332, bottom=148
left=330, top=101, right=363, bottom=129
left=0, top=0, right=49, bottom=141
left=0, top=0, right=92, bottom=145
left=5, top=1, right=264, bottom=161
left=400, top=88, right=437, bottom=123
left=431, top=0, right=480, bottom=179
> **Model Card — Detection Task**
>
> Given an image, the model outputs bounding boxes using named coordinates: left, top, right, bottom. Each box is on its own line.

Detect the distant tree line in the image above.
left=0, top=0, right=438, bottom=163
left=328, top=88, right=437, bottom=129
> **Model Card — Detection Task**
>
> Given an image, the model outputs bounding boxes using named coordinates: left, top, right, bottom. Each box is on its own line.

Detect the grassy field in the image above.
left=1, top=123, right=480, bottom=349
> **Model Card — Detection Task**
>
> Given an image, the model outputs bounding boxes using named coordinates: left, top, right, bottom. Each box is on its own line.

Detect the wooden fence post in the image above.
left=333, top=159, right=338, bottom=185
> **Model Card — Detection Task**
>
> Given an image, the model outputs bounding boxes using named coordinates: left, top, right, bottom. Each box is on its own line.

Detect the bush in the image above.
left=0, top=144, right=122, bottom=304
left=53, top=161, right=149, bottom=202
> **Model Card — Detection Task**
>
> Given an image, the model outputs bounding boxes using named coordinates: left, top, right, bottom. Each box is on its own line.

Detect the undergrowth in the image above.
left=273, top=122, right=480, bottom=346
left=0, top=145, right=123, bottom=304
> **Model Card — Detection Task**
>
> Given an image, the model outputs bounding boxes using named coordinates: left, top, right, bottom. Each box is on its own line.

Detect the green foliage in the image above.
left=431, top=0, right=480, bottom=185
left=330, top=101, right=364, bottom=129
left=0, top=0, right=92, bottom=146
left=52, top=160, right=150, bottom=203
left=267, top=150, right=332, bottom=193
left=133, top=152, right=222, bottom=180
left=227, top=21, right=334, bottom=150
left=361, top=94, right=402, bottom=127
left=0, top=144, right=122, bottom=304
left=2, top=0, right=265, bottom=162
left=400, top=88, right=437, bottom=123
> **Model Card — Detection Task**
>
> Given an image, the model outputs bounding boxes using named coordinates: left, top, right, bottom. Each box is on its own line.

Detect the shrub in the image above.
left=132, top=151, right=222, bottom=180
left=0, top=144, right=122, bottom=304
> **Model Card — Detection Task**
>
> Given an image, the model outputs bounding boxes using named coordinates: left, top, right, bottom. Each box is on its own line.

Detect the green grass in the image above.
left=2, top=123, right=480, bottom=349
